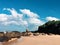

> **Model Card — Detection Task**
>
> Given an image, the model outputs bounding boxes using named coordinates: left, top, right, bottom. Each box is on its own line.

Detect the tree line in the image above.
left=37, top=20, right=60, bottom=35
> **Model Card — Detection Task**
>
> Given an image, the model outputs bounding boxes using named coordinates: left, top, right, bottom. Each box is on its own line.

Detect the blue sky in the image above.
left=0, top=0, right=60, bottom=18
left=0, top=0, right=60, bottom=32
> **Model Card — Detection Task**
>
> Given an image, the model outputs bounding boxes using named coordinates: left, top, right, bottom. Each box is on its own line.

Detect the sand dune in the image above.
left=0, top=35, right=60, bottom=45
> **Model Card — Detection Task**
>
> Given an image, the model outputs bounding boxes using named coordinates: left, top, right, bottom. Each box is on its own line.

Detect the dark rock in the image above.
left=0, top=31, right=21, bottom=42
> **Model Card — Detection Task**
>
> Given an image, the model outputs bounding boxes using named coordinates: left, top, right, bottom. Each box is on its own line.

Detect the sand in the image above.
left=0, top=35, right=60, bottom=45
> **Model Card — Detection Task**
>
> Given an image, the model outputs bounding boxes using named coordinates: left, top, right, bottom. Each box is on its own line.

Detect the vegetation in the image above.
left=38, top=20, right=60, bottom=35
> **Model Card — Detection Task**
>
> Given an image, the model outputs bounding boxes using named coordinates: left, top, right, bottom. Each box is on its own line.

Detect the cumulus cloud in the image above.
left=0, top=14, right=8, bottom=21
left=0, top=8, right=44, bottom=31
left=46, top=16, right=59, bottom=21
left=28, top=18, right=44, bottom=25
left=20, top=9, right=39, bottom=18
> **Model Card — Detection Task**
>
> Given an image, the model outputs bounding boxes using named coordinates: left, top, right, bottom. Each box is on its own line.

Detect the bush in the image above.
left=38, top=20, right=60, bottom=35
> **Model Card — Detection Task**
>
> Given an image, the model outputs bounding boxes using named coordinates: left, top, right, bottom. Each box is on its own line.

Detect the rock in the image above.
left=33, top=33, right=40, bottom=36
left=0, top=36, right=10, bottom=42
left=21, top=31, right=32, bottom=36
left=6, top=31, right=21, bottom=38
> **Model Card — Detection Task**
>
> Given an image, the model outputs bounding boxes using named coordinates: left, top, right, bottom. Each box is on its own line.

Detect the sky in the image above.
left=0, top=0, right=60, bottom=32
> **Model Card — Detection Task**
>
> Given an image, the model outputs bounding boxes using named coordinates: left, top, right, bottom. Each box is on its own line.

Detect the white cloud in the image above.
left=0, top=8, right=44, bottom=31
left=46, top=16, right=59, bottom=21
left=20, top=9, right=39, bottom=18
left=0, top=14, right=8, bottom=21
left=20, top=9, right=44, bottom=25
left=3, top=21, right=19, bottom=25
left=3, top=8, right=17, bottom=17
left=28, top=18, right=44, bottom=25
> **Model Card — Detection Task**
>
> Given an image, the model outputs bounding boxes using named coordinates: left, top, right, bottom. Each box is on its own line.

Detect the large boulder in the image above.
left=21, top=29, right=32, bottom=36
left=0, top=36, right=10, bottom=42
left=6, top=31, right=21, bottom=38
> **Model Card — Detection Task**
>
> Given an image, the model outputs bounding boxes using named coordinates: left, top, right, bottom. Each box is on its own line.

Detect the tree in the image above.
left=37, top=20, right=60, bottom=35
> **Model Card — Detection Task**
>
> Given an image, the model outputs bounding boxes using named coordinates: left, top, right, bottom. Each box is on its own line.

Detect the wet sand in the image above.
left=0, top=35, right=60, bottom=45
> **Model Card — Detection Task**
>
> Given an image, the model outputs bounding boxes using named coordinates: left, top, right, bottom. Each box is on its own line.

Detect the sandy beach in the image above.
left=0, top=35, right=60, bottom=45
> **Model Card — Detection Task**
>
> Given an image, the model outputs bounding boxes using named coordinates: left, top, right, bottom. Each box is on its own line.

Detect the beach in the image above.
left=0, top=35, right=60, bottom=45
